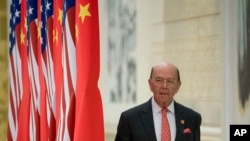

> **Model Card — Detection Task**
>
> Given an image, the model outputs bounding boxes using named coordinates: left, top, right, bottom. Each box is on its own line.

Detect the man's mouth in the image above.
left=160, top=92, right=169, bottom=95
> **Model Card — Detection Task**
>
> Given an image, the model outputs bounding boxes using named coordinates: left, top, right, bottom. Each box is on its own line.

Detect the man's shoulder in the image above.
left=175, top=101, right=201, bottom=118
left=122, top=99, right=151, bottom=116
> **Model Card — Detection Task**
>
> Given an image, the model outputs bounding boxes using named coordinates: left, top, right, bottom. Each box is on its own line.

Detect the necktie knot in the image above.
left=162, top=108, right=168, bottom=113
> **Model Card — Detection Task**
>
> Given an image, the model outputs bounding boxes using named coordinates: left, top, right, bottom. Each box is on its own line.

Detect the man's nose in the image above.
left=162, top=81, right=169, bottom=88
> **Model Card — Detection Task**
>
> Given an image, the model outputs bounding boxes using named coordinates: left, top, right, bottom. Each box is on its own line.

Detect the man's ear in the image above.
left=175, top=81, right=181, bottom=93
left=148, top=79, right=153, bottom=91
left=179, top=81, right=182, bottom=87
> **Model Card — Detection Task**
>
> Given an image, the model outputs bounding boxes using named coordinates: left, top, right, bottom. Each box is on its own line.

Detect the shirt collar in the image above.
left=151, top=97, right=175, bottom=114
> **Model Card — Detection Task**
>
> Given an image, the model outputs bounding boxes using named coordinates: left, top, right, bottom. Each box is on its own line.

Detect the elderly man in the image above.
left=115, top=61, right=202, bottom=141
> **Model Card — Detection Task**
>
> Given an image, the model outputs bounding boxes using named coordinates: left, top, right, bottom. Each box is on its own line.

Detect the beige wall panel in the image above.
left=164, top=19, right=199, bottom=40
left=198, top=15, right=220, bottom=37
left=164, top=0, right=220, bottom=21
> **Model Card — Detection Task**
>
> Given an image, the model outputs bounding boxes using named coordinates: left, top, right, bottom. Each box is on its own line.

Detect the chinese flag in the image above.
left=53, top=0, right=63, bottom=135
left=17, top=0, right=31, bottom=140
left=75, top=0, right=104, bottom=141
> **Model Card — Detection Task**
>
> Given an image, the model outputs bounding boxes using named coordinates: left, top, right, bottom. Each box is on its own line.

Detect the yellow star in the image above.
left=75, top=25, right=79, bottom=40
left=37, top=22, right=41, bottom=39
left=58, top=8, right=63, bottom=25
left=53, top=29, right=58, bottom=43
left=79, top=3, right=91, bottom=23
left=24, top=18, right=27, bottom=32
left=20, top=29, right=25, bottom=45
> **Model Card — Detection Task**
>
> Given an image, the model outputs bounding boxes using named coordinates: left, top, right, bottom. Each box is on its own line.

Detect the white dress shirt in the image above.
left=152, top=97, right=176, bottom=141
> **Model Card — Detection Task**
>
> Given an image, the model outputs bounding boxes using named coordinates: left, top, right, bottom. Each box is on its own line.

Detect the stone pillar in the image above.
left=0, top=0, right=9, bottom=140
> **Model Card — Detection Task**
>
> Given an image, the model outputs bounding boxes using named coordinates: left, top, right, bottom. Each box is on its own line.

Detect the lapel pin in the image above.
left=181, top=119, right=185, bottom=124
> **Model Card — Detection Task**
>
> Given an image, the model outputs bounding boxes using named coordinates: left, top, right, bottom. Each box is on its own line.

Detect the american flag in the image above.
left=7, top=0, right=104, bottom=140
left=40, top=0, right=56, bottom=140
left=57, top=0, right=76, bottom=140
left=27, top=0, right=41, bottom=140
left=8, top=0, right=22, bottom=140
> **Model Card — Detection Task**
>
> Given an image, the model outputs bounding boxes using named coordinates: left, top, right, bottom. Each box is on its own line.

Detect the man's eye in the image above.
left=168, top=80, right=174, bottom=83
left=156, top=79, right=163, bottom=82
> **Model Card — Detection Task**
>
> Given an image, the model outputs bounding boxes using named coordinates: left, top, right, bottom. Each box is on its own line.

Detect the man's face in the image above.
left=148, top=63, right=181, bottom=108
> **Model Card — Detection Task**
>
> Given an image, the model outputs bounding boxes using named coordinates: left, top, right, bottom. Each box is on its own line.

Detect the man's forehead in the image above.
left=153, top=62, right=176, bottom=70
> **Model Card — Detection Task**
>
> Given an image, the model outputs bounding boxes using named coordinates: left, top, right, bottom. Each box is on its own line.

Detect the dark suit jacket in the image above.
left=114, top=98, right=201, bottom=141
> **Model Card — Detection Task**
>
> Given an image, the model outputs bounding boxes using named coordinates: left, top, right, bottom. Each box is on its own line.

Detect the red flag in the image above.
left=75, top=0, right=104, bottom=140
left=53, top=0, right=63, bottom=138
left=16, top=0, right=31, bottom=140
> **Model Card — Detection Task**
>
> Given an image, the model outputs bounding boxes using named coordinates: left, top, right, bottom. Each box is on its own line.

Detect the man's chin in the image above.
left=159, top=99, right=173, bottom=108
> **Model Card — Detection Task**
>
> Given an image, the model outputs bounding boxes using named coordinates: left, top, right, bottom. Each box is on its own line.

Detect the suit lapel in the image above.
left=174, top=102, right=185, bottom=141
left=139, top=99, right=157, bottom=141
